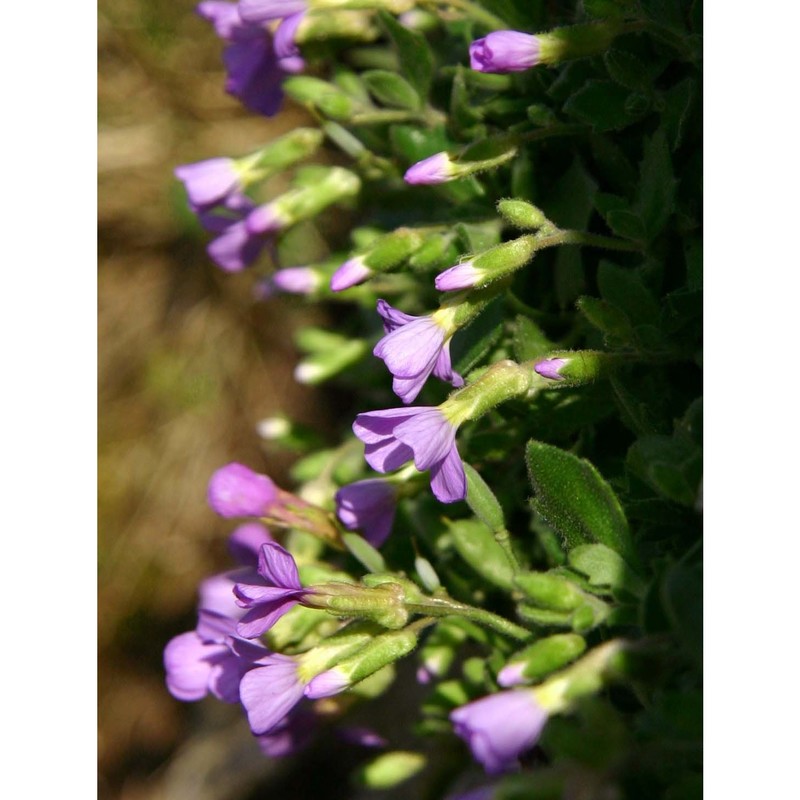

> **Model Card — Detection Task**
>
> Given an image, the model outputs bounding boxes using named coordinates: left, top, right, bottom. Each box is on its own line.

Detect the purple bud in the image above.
left=497, top=663, right=527, bottom=688
left=404, top=152, right=454, bottom=185
left=238, top=0, right=308, bottom=24
left=534, top=358, right=567, bottom=381
left=469, top=31, right=541, bottom=74
left=256, top=266, right=319, bottom=299
left=303, top=668, right=350, bottom=699
left=330, top=257, right=374, bottom=292
left=246, top=202, right=287, bottom=235
left=435, top=261, right=480, bottom=292
left=207, top=462, right=278, bottom=518
left=450, top=690, right=549, bottom=774
left=175, top=158, right=240, bottom=209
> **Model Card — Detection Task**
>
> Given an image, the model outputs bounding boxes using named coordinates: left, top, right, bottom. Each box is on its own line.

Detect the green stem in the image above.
left=493, top=526, right=521, bottom=574
left=536, top=229, right=641, bottom=253
left=406, top=596, right=531, bottom=641
left=429, top=0, right=508, bottom=30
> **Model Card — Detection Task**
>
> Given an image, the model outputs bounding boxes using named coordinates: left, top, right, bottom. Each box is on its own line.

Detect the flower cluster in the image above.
left=161, top=0, right=702, bottom=795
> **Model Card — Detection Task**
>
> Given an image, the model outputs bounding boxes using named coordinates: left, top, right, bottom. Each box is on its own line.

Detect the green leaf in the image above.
left=577, top=296, right=635, bottom=345
left=597, top=261, right=660, bottom=326
left=378, top=10, right=434, bottom=100
left=463, top=463, right=506, bottom=533
left=543, top=160, right=597, bottom=307
left=526, top=440, right=636, bottom=562
left=583, top=0, right=637, bottom=19
left=568, top=543, right=645, bottom=596
left=512, top=315, right=554, bottom=362
left=662, top=77, right=697, bottom=150
left=661, top=560, right=702, bottom=663
left=626, top=435, right=702, bottom=507
left=604, top=209, right=646, bottom=241
left=342, top=531, right=387, bottom=573
left=604, top=49, right=656, bottom=92
left=362, top=70, right=421, bottom=110
left=450, top=66, right=483, bottom=135
left=447, top=518, right=514, bottom=590
left=451, top=295, right=505, bottom=375
left=564, top=80, right=643, bottom=132
left=635, top=128, right=677, bottom=239
left=390, top=124, right=450, bottom=163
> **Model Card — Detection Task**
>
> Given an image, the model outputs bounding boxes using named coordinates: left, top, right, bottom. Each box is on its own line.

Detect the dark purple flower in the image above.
left=330, top=256, right=374, bottom=292
left=469, top=31, right=541, bottom=74
left=238, top=0, right=308, bottom=24
left=404, top=152, right=455, bottom=185
left=450, top=690, right=549, bottom=774
left=175, top=158, right=241, bottom=209
left=164, top=610, right=263, bottom=704
left=238, top=651, right=307, bottom=735
left=335, top=479, right=397, bottom=548
left=534, top=358, right=567, bottom=381
left=374, top=299, right=463, bottom=404
left=207, top=463, right=278, bottom=518
left=352, top=406, right=466, bottom=503
left=197, top=1, right=295, bottom=117
left=233, top=542, right=306, bottom=638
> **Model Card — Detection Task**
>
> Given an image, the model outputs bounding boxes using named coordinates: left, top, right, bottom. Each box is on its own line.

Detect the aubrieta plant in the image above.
left=167, top=0, right=702, bottom=796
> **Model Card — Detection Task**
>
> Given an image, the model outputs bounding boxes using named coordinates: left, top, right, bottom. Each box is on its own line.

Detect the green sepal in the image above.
left=447, top=518, right=514, bottom=590
left=362, top=69, right=421, bottom=110
left=568, top=543, right=646, bottom=597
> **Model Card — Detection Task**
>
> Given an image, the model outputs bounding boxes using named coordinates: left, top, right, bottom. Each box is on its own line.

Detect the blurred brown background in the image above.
left=99, top=2, right=329, bottom=796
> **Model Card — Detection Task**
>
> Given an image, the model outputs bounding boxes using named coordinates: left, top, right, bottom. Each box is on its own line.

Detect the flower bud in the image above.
left=305, top=627, right=420, bottom=698
left=283, top=76, right=359, bottom=120
left=436, top=235, right=538, bottom=291
left=496, top=199, right=549, bottom=231
left=207, top=462, right=277, bottom=518
left=498, top=634, right=587, bottom=686
left=249, top=128, right=325, bottom=174
left=331, top=228, right=425, bottom=290
left=513, top=571, right=585, bottom=612
left=533, top=350, right=609, bottom=385
left=405, top=139, right=518, bottom=186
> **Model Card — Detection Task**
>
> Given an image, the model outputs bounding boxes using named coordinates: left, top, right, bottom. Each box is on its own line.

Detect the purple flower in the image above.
left=534, top=358, right=567, bottom=381
left=238, top=0, right=308, bottom=24
left=233, top=542, right=307, bottom=638
left=175, top=158, right=240, bottom=209
left=450, top=690, right=549, bottom=774
left=374, top=299, right=463, bottom=404
left=274, top=11, right=306, bottom=73
left=238, top=651, right=308, bottom=735
left=164, top=610, right=262, bottom=704
left=330, top=256, right=374, bottom=292
left=197, top=197, right=271, bottom=272
left=469, top=31, right=541, bottom=74
left=335, top=479, right=397, bottom=547
left=404, top=152, right=455, bottom=185
left=435, top=261, right=480, bottom=292
left=228, top=521, right=275, bottom=564
left=197, top=1, right=294, bottom=117
left=352, top=406, right=466, bottom=503
left=256, top=708, right=316, bottom=756
left=208, top=463, right=278, bottom=518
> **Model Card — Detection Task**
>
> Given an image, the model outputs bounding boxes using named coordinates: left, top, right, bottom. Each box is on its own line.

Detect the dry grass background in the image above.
left=98, top=2, right=334, bottom=796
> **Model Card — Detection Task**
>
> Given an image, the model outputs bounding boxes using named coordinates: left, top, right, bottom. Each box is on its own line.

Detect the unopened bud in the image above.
left=305, top=627, right=420, bottom=698
left=404, top=139, right=518, bottom=185
left=533, top=350, right=609, bottom=385
left=497, top=199, right=549, bottom=230
left=498, top=634, right=587, bottom=686
left=436, top=235, right=538, bottom=291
